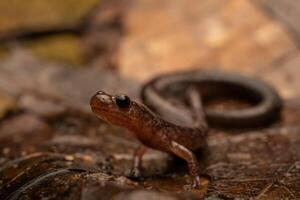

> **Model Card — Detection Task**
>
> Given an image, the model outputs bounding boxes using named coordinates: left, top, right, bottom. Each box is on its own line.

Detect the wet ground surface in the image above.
left=0, top=0, right=300, bottom=199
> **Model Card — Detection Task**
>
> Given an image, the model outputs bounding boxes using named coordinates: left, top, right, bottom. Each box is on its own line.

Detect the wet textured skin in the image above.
left=90, top=91, right=208, bottom=188
left=90, top=71, right=282, bottom=189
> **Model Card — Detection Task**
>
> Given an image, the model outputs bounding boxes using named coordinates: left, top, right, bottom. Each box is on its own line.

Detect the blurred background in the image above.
left=0, top=0, right=299, bottom=199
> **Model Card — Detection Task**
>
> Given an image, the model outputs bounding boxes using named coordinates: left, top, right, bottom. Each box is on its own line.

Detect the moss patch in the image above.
left=0, top=0, right=99, bottom=36
left=23, top=34, right=85, bottom=66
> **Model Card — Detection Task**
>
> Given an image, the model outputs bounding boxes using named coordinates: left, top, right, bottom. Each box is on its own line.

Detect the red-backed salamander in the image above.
left=90, top=71, right=282, bottom=188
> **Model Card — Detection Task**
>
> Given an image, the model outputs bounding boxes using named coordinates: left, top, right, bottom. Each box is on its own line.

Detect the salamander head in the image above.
left=90, top=91, right=151, bottom=129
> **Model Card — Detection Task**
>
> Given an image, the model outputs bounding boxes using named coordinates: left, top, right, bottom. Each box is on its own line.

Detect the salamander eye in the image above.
left=115, top=95, right=131, bottom=108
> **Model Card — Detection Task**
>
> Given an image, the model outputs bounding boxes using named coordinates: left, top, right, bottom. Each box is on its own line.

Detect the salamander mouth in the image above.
left=90, top=105, right=111, bottom=113
left=91, top=105, right=125, bottom=119
left=91, top=105, right=134, bottom=125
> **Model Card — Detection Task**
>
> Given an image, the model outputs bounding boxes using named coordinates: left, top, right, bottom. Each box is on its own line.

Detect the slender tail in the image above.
left=186, top=86, right=208, bottom=132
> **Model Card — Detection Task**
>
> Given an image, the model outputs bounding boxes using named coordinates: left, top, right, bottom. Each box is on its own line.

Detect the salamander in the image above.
left=90, top=71, right=282, bottom=188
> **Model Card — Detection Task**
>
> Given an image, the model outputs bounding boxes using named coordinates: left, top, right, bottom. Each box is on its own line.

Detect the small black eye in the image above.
left=115, top=95, right=131, bottom=108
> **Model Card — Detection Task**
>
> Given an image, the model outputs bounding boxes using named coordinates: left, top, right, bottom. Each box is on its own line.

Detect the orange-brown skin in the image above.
left=90, top=91, right=208, bottom=188
left=90, top=71, right=282, bottom=189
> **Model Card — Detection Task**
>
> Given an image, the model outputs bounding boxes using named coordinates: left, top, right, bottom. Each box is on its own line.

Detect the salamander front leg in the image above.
left=169, top=141, right=201, bottom=189
left=130, top=144, right=147, bottom=177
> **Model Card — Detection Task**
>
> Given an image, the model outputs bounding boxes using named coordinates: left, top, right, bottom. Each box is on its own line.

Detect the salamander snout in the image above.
left=91, top=90, right=112, bottom=104
left=90, top=91, right=132, bottom=113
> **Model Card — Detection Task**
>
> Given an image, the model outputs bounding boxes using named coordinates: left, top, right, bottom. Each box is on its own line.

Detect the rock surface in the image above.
left=119, top=0, right=296, bottom=81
